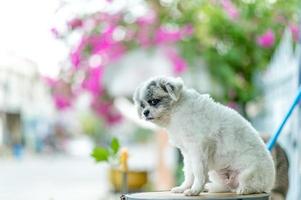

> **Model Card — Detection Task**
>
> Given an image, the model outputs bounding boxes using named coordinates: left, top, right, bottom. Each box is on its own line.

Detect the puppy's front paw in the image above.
left=171, top=186, right=186, bottom=193
left=184, top=188, right=201, bottom=196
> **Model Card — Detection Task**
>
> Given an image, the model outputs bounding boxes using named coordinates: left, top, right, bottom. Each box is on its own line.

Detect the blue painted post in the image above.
left=267, top=87, right=301, bottom=150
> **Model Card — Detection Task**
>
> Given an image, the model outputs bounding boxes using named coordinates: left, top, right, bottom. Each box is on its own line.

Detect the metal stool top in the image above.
left=122, top=191, right=270, bottom=200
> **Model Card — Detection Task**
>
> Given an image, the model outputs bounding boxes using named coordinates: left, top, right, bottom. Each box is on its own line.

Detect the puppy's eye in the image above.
left=140, top=102, right=145, bottom=108
left=148, top=99, right=160, bottom=106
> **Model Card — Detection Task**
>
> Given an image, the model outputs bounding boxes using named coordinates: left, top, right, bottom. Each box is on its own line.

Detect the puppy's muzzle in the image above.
left=143, top=110, right=154, bottom=120
left=143, top=110, right=150, bottom=117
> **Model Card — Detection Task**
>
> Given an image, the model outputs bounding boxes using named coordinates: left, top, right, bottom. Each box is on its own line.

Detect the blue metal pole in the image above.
left=267, top=87, right=301, bottom=150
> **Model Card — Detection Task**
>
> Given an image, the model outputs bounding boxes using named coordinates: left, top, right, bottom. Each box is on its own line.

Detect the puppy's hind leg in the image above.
left=205, top=171, right=231, bottom=193
left=236, top=166, right=270, bottom=195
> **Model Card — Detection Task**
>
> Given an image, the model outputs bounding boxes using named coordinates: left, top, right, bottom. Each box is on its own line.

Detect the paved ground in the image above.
left=0, top=155, right=119, bottom=200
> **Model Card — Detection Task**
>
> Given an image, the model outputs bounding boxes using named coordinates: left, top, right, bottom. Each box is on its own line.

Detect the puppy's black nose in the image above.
left=143, top=110, right=150, bottom=117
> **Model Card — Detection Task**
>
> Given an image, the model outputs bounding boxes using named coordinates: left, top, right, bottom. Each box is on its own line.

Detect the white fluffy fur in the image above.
left=135, top=77, right=275, bottom=196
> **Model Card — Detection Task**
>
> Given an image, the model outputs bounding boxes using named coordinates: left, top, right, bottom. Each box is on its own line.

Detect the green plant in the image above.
left=91, top=137, right=120, bottom=165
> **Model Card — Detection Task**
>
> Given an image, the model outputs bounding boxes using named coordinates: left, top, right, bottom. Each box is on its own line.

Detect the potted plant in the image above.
left=91, top=138, right=148, bottom=192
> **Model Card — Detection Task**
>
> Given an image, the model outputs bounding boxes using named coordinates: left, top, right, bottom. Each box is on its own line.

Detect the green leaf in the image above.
left=91, top=147, right=109, bottom=162
left=111, top=137, right=120, bottom=155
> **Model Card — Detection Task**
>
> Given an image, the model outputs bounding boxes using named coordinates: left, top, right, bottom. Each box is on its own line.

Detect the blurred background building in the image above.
left=0, top=53, right=54, bottom=156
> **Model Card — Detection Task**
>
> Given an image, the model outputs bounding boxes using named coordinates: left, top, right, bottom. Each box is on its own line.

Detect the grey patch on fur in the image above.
left=147, top=81, right=157, bottom=89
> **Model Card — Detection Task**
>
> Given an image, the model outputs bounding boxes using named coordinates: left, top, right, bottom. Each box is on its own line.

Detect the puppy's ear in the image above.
left=160, top=77, right=183, bottom=101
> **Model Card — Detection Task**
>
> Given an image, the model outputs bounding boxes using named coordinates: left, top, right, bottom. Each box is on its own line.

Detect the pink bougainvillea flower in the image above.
left=136, top=11, right=158, bottom=47
left=69, top=18, right=125, bottom=69
left=227, top=101, right=239, bottom=110
left=51, top=80, right=74, bottom=110
left=290, top=23, right=299, bottom=42
left=165, top=48, right=188, bottom=74
left=155, top=27, right=182, bottom=44
left=70, top=37, right=88, bottom=69
left=54, top=95, right=72, bottom=110
left=106, top=43, right=125, bottom=62
left=94, top=13, right=121, bottom=26
left=88, top=25, right=125, bottom=63
left=137, top=10, right=156, bottom=26
left=124, top=29, right=135, bottom=41
left=90, top=40, right=125, bottom=64
left=42, top=76, right=57, bottom=87
left=82, top=66, right=104, bottom=96
left=256, top=30, right=275, bottom=48
left=50, top=27, right=60, bottom=38
left=182, top=25, right=194, bottom=36
left=70, top=50, right=81, bottom=68
left=104, top=108, right=123, bottom=125
left=67, top=18, right=83, bottom=30
left=155, top=25, right=193, bottom=44
left=221, top=0, right=239, bottom=20
left=44, top=77, right=72, bottom=110
left=137, top=31, right=151, bottom=47
left=90, top=35, right=111, bottom=54
left=91, top=98, right=122, bottom=125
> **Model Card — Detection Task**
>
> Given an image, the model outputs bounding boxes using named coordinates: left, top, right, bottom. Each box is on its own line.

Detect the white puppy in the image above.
left=133, top=76, right=275, bottom=196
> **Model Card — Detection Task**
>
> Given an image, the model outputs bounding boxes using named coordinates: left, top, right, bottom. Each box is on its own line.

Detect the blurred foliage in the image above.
left=156, top=0, right=300, bottom=112
left=175, top=153, right=184, bottom=186
left=80, top=112, right=106, bottom=143
left=131, top=127, right=154, bottom=143
left=51, top=0, right=300, bottom=121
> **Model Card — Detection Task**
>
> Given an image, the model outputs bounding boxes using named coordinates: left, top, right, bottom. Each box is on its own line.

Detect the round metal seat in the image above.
left=122, top=191, right=269, bottom=200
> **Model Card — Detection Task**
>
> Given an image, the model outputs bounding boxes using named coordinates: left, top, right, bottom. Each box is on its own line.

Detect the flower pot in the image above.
left=109, top=168, right=148, bottom=192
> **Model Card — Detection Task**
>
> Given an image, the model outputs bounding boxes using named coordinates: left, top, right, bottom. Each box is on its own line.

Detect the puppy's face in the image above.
left=133, top=77, right=183, bottom=126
